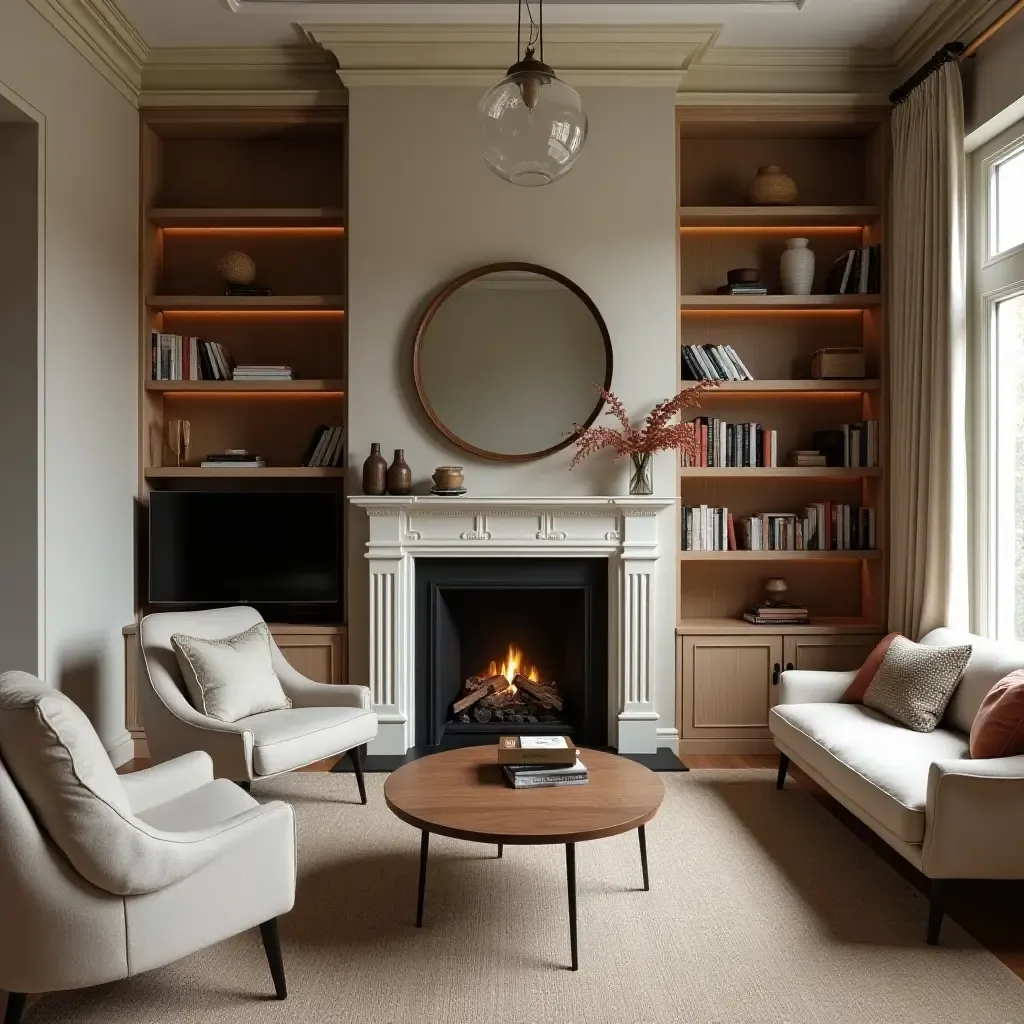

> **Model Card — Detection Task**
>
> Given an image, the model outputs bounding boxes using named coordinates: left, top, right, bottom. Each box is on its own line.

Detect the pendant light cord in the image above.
left=518, top=0, right=541, bottom=59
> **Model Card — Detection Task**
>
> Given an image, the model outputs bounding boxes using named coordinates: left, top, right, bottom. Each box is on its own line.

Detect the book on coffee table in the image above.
left=496, top=735, right=577, bottom=766
left=503, top=757, right=589, bottom=789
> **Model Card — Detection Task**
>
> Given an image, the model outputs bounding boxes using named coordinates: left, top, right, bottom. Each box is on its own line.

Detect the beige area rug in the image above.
left=27, top=770, right=1024, bottom=1024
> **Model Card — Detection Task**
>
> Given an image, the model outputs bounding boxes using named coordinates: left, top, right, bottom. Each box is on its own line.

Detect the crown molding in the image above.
left=140, top=47, right=345, bottom=102
left=24, top=0, right=146, bottom=103
left=303, top=23, right=721, bottom=87
left=893, top=0, right=1005, bottom=73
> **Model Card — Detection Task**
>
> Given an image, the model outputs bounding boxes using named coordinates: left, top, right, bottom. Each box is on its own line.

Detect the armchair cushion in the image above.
left=770, top=702, right=969, bottom=842
left=171, top=622, right=292, bottom=723
left=245, top=705, right=378, bottom=776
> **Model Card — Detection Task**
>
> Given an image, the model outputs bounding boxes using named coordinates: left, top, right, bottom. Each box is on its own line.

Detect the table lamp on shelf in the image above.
left=763, top=577, right=789, bottom=607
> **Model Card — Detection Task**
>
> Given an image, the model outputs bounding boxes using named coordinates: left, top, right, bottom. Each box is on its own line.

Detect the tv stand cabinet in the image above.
left=123, top=622, right=347, bottom=759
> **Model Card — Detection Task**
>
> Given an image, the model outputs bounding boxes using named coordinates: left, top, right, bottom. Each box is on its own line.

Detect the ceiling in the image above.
left=112, top=0, right=940, bottom=51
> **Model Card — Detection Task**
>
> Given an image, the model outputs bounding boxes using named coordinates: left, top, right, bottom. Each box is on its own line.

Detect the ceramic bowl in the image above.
left=432, top=465, right=464, bottom=489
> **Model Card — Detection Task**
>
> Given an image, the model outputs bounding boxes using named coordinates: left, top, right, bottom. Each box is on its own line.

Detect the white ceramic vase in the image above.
left=781, top=237, right=815, bottom=296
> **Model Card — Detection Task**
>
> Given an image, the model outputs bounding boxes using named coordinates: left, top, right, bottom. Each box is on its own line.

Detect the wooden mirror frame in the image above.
left=412, top=262, right=613, bottom=462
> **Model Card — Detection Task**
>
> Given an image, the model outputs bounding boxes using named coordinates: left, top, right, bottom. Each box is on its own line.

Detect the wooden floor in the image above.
left=107, top=754, right=1017, bottom=987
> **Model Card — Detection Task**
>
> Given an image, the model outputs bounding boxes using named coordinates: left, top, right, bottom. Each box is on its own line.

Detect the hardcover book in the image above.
left=496, top=735, right=577, bottom=766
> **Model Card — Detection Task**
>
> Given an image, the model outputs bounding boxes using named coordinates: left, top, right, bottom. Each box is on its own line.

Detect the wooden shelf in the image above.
left=679, top=206, right=881, bottom=227
left=680, top=294, right=881, bottom=310
left=146, top=379, right=346, bottom=393
left=679, top=466, right=881, bottom=478
left=676, top=617, right=884, bottom=635
left=681, top=379, right=880, bottom=393
left=679, top=550, right=881, bottom=561
left=145, top=467, right=345, bottom=479
left=149, top=207, right=346, bottom=227
left=147, top=295, right=346, bottom=311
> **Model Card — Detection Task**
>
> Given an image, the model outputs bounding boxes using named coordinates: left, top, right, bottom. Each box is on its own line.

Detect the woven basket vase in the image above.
left=747, top=166, right=798, bottom=206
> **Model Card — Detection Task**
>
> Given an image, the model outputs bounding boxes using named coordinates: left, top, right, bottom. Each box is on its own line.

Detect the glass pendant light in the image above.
left=478, top=0, right=588, bottom=187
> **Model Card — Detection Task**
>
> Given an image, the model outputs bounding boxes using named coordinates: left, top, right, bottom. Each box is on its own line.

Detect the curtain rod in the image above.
left=889, top=0, right=1024, bottom=105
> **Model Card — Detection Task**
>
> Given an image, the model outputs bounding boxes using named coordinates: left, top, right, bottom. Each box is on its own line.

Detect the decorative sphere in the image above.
left=217, top=250, right=257, bottom=286
left=479, top=67, right=588, bottom=187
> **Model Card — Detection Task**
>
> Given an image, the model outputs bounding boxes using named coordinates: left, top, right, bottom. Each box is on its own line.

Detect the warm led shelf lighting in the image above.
left=679, top=225, right=865, bottom=236
left=161, top=227, right=345, bottom=237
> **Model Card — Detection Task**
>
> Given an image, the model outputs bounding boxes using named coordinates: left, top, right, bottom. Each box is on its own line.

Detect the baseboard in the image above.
left=679, top=738, right=778, bottom=755
left=106, top=732, right=136, bottom=768
left=132, top=735, right=149, bottom=760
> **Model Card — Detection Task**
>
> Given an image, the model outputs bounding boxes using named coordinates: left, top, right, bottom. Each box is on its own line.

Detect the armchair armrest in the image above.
left=922, top=755, right=1024, bottom=878
left=778, top=669, right=854, bottom=705
left=271, top=642, right=371, bottom=710
left=121, top=752, right=214, bottom=815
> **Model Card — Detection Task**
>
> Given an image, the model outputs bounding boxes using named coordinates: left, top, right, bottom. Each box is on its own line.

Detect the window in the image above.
left=969, top=122, right=1024, bottom=639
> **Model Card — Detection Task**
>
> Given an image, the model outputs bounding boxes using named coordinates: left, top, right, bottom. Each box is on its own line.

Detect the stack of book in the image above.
left=683, top=418, right=778, bottom=468
left=150, top=333, right=234, bottom=381
left=841, top=421, right=878, bottom=468
left=716, top=282, right=768, bottom=296
left=200, top=449, right=266, bottom=470
left=682, top=505, right=734, bottom=551
left=301, top=425, right=345, bottom=468
left=744, top=602, right=810, bottom=626
left=497, top=736, right=588, bottom=789
left=787, top=450, right=827, bottom=468
left=681, top=344, right=753, bottom=382
left=740, top=504, right=876, bottom=551
left=233, top=365, right=293, bottom=382
left=825, top=246, right=882, bottom=295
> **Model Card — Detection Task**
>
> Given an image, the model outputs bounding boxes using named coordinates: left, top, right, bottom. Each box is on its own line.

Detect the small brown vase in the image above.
left=362, top=443, right=388, bottom=495
left=747, top=165, right=798, bottom=206
left=386, top=448, right=413, bottom=496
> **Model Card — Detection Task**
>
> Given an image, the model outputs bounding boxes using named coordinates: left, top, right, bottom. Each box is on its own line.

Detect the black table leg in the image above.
left=497, top=843, right=503, bottom=858
left=565, top=842, right=578, bottom=971
left=638, top=825, right=650, bottom=892
left=416, top=830, right=430, bottom=927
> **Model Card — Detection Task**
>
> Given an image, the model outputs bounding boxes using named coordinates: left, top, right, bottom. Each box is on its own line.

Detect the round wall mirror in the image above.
left=413, top=263, right=612, bottom=461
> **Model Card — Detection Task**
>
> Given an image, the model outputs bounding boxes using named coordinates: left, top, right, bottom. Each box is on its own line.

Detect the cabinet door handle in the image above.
left=772, top=662, right=781, bottom=686
left=786, top=662, right=794, bottom=672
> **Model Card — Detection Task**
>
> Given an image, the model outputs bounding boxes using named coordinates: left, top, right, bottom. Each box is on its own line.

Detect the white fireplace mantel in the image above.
left=349, top=496, right=675, bottom=755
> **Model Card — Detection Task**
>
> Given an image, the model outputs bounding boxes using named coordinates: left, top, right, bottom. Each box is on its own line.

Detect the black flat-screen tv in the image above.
left=149, top=490, right=340, bottom=608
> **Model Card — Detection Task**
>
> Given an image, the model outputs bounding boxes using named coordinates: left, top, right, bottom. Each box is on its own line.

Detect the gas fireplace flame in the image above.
left=486, top=644, right=540, bottom=694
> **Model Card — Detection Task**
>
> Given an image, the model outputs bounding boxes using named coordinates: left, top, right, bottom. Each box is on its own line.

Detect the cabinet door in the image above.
left=782, top=634, right=881, bottom=674
left=681, top=634, right=783, bottom=741
left=270, top=629, right=346, bottom=684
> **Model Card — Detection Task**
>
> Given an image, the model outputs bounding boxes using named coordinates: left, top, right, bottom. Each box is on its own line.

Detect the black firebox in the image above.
left=414, top=558, right=608, bottom=748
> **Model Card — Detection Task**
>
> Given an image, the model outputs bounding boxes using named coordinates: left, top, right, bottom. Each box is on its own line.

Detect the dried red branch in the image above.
left=569, top=383, right=716, bottom=469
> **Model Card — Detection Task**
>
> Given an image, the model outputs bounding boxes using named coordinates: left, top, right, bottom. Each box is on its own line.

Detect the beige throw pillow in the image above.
left=863, top=635, right=972, bottom=732
left=171, top=622, right=291, bottom=723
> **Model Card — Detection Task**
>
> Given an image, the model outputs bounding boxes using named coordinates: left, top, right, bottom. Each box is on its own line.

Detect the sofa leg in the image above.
left=238, top=781, right=251, bottom=794
left=3, top=993, right=26, bottom=1024
left=927, top=880, right=948, bottom=946
left=350, top=744, right=367, bottom=805
left=776, top=753, right=790, bottom=790
left=259, top=919, right=288, bottom=1000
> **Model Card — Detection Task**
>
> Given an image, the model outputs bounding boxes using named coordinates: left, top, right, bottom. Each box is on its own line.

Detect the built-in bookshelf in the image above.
left=674, top=107, right=890, bottom=754
left=137, top=107, right=348, bottom=629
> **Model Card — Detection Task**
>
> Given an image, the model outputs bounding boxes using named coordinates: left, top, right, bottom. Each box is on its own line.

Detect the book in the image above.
left=496, top=735, right=577, bottom=766
left=503, top=758, right=589, bottom=788
left=743, top=613, right=811, bottom=626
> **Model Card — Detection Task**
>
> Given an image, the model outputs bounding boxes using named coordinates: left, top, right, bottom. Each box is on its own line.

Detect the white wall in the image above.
left=963, top=0, right=1024, bottom=139
left=347, top=86, right=680, bottom=748
left=0, top=116, right=40, bottom=673
left=0, top=0, right=138, bottom=760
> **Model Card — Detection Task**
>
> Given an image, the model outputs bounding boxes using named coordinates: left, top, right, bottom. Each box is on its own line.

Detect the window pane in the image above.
left=995, top=149, right=1024, bottom=255
left=996, top=292, right=1024, bottom=638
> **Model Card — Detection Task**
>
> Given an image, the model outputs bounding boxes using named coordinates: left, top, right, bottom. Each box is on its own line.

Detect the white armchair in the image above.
left=0, top=672, right=296, bottom=1024
left=139, top=607, right=377, bottom=801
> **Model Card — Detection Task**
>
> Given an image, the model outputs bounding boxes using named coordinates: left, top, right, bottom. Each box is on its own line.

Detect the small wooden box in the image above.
left=497, top=736, right=577, bottom=766
left=811, top=348, right=866, bottom=379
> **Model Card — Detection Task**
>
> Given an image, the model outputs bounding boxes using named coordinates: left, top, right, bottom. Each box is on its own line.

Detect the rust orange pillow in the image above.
left=842, top=632, right=901, bottom=704
left=971, top=669, right=1024, bottom=758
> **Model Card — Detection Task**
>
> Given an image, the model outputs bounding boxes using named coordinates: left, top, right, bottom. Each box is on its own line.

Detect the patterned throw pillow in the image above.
left=171, top=622, right=292, bottom=723
left=863, top=635, right=972, bottom=732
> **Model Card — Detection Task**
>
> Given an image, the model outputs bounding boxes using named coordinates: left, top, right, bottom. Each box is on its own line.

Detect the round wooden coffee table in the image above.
left=384, top=746, right=664, bottom=970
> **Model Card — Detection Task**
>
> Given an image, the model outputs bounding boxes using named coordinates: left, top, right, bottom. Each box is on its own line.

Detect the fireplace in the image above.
left=415, top=558, right=608, bottom=748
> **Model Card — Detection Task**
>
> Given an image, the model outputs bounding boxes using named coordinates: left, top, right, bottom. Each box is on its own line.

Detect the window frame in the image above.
left=968, top=119, right=1024, bottom=639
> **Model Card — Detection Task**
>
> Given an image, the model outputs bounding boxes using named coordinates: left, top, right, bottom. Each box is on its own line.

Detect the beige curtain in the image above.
left=888, top=63, right=969, bottom=639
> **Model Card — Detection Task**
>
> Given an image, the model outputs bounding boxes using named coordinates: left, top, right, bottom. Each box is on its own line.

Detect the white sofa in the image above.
left=770, top=628, right=1024, bottom=945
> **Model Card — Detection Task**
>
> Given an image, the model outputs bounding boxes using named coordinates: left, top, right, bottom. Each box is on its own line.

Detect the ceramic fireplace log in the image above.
left=514, top=675, right=564, bottom=712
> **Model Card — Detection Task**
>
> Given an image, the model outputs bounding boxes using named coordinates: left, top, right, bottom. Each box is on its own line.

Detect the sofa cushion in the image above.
left=770, top=703, right=969, bottom=843
left=922, top=629, right=1024, bottom=734
left=171, top=622, right=292, bottom=724
left=244, top=706, right=378, bottom=777
left=863, top=635, right=971, bottom=732
left=971, top=669, right=1024, bottom=758
left=842, top=632, right=899, bottom=703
